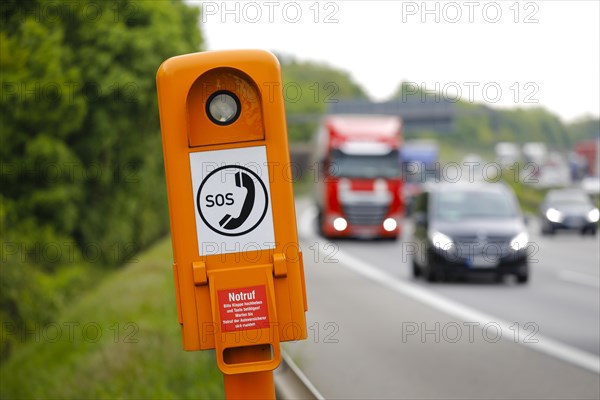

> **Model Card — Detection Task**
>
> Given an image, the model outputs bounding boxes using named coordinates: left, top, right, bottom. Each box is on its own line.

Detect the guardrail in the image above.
left=274, top=352, right=324, bottom=400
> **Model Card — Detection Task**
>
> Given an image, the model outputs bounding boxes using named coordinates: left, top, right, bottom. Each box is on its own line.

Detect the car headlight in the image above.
left=545, top=208, right=563, bottom=223
left=431, top=232, right=454, bottom=251
left=587, top=208, right=600, bottom=223
left=510, top=232, right=529, bottom=251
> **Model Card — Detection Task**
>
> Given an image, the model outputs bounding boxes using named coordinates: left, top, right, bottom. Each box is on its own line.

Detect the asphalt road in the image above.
left=283, top=198, right=600, bottom=399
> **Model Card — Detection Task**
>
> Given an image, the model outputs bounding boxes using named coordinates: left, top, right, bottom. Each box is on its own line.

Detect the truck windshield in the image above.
left=329, top=149, right=400, bottom=179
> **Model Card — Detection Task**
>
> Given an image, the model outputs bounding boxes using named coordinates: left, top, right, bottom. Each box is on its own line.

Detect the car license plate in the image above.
left=564, top=218, right=584, bottom=228
left=469, top=256, right=499, bottom=269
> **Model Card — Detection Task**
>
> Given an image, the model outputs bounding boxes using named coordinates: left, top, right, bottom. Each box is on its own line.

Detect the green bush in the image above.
left=0, top=0, right=202, bottom=359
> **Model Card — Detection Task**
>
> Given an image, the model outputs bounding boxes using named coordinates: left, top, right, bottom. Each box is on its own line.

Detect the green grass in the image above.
left=0, top=238, right=224, bottom=399
left=497, top=166, right=546, bottom=215
left=506, top=179, right=546, bottom=215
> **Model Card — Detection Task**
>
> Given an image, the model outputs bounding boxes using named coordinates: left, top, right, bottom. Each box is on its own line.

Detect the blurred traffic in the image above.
left=540, top=189, right=599, bottom=235
left=310, top=109, right=599, bottom=262
left=307, top=106, right=599, bottom=293
left=296, top=108, right=599, bottom=398
left=3, top=1, right=599, bottom=398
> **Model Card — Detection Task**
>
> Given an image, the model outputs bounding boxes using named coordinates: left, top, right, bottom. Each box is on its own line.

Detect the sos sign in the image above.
left=189, top=146, right=275, bottom=252
left=205, top=192, right=234, bottom=208
left=197, top=164, right=269, bottom=237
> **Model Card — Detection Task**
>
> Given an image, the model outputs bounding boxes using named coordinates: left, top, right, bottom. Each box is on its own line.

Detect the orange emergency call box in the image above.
left=156, top=50, right=307, bottom=375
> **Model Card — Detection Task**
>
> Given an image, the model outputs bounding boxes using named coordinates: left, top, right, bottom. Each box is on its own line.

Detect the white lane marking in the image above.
left=557, top=270, right=600, bottom=289
left=300, top=205, right=318, bottom=240
left=299, top=205, right=600, bottom=375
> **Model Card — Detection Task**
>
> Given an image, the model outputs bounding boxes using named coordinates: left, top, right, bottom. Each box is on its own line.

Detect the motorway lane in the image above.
left=284, top=199, right=600, bottom=398
left=302, top=203, right=600, bottom=357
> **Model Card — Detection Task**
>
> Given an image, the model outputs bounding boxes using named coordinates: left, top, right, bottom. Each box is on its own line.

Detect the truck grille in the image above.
left=343, top=204, right=389, bottom=226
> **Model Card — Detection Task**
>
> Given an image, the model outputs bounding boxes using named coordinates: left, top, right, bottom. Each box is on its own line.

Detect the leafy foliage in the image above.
left=0, top=0, right=202, bottom=359
left=567, top=116, right=600, bottom=144
left=280, top=55, right=368, bottom=142
left=392, top=81, right=598, bottom=149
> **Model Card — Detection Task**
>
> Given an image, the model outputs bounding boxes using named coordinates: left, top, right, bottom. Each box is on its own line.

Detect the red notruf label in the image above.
left=217, top=285, right=270, bottom=332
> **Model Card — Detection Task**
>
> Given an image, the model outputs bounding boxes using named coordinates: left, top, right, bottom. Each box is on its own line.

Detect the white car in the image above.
left=581, top=176, right=600, bottom=197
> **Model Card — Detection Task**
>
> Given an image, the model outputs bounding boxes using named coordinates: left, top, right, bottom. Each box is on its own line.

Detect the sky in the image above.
left=192, top=1, right=599, bottom=122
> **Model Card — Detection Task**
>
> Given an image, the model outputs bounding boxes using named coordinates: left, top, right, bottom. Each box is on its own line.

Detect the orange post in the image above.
left=224, top=371, right=275, bottom=400
left=223, top=345, right=275, bottom=399
left=156, top=50, right=308, bottom=398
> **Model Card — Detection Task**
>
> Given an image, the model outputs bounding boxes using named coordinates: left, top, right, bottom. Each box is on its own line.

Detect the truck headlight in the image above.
left=383, top=218, right=397, bottom=232
left=333, top=217, right=348, bottom=232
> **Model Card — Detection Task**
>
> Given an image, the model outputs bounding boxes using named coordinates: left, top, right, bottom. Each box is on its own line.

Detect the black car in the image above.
left=539, top=189, right=599, bottom=235
left=411, top=182, right=529, bottom=283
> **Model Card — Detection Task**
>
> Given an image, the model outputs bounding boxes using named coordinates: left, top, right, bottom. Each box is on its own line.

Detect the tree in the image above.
left=280, top=56, right=368, bottom=142
left=390, top=81, right=577, bottom=150
left=0, top=0, right=203, bottom=358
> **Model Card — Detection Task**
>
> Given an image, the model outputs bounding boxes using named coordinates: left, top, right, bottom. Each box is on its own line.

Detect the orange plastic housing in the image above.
left=156, top=50, right=307, bottom=374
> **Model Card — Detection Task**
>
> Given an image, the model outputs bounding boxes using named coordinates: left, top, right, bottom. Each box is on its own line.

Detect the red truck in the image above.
left=574, top=139, right=599, bottom=177
left=314, top=115, right=404, bottom=239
